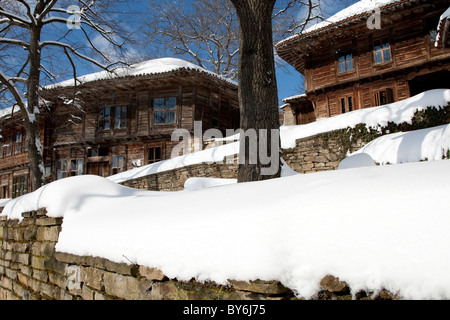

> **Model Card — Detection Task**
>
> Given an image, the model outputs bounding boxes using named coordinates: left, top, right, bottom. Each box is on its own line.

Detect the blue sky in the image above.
left=37, top=0, right=355, bottom=107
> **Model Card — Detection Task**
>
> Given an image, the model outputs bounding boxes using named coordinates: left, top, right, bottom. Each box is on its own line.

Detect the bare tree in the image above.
left=0, top=0, right=127, bottom=191
left=145, top=0, right=240, bottom=80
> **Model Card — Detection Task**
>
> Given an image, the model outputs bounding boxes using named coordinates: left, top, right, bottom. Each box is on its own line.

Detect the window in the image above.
left=114, top=106, right=127, bottom=129
left=5, top=136, right=12, bottom=156
left=341, top=96, right=354, bottom=114
left=89, top=147, right=109, bottom=157
left=1, top=185, right=8, bottom=199
left=99, top=106, right=128, bottom=131
left=70, top=159, right=83, bottom=176
left=153, top=97, right=176, bottom=125
left=12, top=176, right=27, bottom=198
left=374, top=38, right=391, bottom=64
left=338, top=53, right=354, bottom=73
left=57, top=160, right=68, bottom=180
left=15, top=132, right=23, bottom=154
left=374, top=88, right=394, bottom=106
left=112, top=155, right=125, bottom=174
left=148, top=146, right=162, bottom=164
left=341, top=98, right=346, bottom=114
left=99, top=107, right=111, bottom=131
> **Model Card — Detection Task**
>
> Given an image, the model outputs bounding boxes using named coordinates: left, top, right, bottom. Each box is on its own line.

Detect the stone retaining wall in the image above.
left=121, top=158, right=239, bottom=191
left=121, top=130, right=368, bottom=190
left=1, top=210, right=399, bottom=300
left=282, top=133, right=368, bottom=174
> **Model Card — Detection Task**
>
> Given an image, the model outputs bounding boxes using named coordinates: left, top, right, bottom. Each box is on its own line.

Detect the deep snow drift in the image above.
left=3, top=160, right=450, bottom=300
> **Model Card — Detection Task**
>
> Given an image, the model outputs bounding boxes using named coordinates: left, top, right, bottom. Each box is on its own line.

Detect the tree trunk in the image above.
left=230, top=0, right=281, bottom=183
left=26, top=24, right=45, bottom=192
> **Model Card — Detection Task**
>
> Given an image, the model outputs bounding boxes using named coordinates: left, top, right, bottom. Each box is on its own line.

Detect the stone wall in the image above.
left=121, top=157, right=239, bottom=191
left=282, top=132, right=368, bottom=174
left=121, top=129, right=370, bottom=191
left=0, top=209, right=399, bottom=300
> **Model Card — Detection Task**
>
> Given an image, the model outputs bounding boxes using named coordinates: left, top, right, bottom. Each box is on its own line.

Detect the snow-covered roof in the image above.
left=276, top=0, right=408, bottom=48
left=435, top=7, right=450, bottom=48
left=282, top=93, right=307, bottom=103
left=46, top=57, right=237, bottom=90
left=0, top=105, right=20, bottom=121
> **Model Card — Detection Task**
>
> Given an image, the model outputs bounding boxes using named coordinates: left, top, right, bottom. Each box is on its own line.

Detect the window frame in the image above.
left=338, top=52, right=354, bottom=73
left=98, top=107, right=111, bottom=131
left=12, top=175, right=28, bottom=198
left=99, top=106, right=128, bottom=132
left=114, top=106, right=128, bottom=129
left=112, top=155, right=125, bottom=174
left=70, top=159, right=84, bottom=176
left=57, top=160, right=68, bottom=180
left=147, top=145, right=163, bottom=164
left=373, top=37, right=392, bottom=65
left=5, top=135, right=12, bottom=156
left=153, top=97, right=177, bottom=125
left=340, top=95, right=354, bottom=114
left=15, top=132, right=23, bottom=154
left=374, top=88, right=394, bottom=106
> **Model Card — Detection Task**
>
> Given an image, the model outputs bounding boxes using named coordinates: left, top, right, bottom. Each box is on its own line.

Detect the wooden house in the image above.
left=276, top=0, right=450, bottom=125
left=0, top=58, right=239, bottom=198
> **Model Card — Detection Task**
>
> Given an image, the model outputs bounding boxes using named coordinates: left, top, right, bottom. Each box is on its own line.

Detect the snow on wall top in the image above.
left=46, top=57, right=237, bottom=89
left=276, top=0, right=405, bottom=48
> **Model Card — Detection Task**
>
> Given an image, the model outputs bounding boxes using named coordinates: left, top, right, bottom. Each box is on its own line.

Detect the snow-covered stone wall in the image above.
left=0, top=209, right=400, bottom=300
left=120, top=157, right=239, bottom=191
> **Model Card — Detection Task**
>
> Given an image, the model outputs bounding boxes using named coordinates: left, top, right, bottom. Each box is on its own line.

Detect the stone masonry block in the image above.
left=36, top=226, right=61, bottom=242
left=103, top=271, right=152, bottom=300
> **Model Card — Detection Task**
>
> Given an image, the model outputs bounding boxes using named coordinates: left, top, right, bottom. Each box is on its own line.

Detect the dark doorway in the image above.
left=409, top=70, right=450, bottom=97
left=87, top=162, right=110, bottom=177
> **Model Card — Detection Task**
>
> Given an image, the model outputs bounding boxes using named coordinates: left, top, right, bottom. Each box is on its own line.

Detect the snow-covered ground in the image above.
left=2, top=160, right=450, bottom=300
left=352, top=124, right=450, bottom=164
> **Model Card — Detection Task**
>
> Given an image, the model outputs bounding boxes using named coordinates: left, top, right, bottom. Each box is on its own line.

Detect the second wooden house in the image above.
left=276, top=0, right=450, bottom=125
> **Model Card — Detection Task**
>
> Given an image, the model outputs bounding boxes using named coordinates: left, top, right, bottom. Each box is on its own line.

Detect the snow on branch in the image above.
left=0, top=8, right=32, bottom=26
left=0, top=37, right=30, bottom=48
left=40, top=41, right=115, bottom=69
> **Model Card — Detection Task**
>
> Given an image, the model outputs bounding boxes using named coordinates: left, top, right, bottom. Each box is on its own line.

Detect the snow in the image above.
left=280, top=89, right=450, bottom=149
left=435, top=6, right=450, bottom=47
left=46, top=57, right=237, bottom=89
left=3, top=160, right=450, bottom=299
left=0, top=198, right=11, bottom=208
left=338, top=153, right=376, bottom=170
left=184, top=177, right=237, bottom=191
left=351, top=124, right=450, bottom=165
